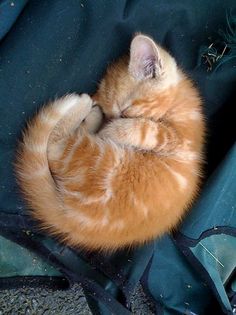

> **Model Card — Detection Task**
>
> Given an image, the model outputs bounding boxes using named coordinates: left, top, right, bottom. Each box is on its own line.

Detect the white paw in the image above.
left=55, top=93, right=94, bottom=126
left=79, top=93, right=94, bottom=108
left=55, top=93, right=81, bottom=114
left=81, top=105, right=104, bottom=133
left=55, top=93, right=92, bottom=115
left=76, top=93, right=93, bottom=117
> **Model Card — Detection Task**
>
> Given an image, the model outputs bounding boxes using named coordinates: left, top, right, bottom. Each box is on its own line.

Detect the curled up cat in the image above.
left=15, top=34, right=205, bottom=251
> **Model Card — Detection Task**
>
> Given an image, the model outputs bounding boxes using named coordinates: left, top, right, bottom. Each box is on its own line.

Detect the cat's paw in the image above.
left=81, top=105, right=104, bottom=133
left=79, top=93, right=93, bottom=110
left=65, top=93, right=93, bottom=122
left=58, top=93, right=93, bottom=114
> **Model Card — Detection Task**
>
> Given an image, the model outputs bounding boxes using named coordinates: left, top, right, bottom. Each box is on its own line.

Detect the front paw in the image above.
left=79, top=93, right=94, bottom=110
left=81, top=105, right=104, bottom=133
left=63, top=93, right=94, bottom=122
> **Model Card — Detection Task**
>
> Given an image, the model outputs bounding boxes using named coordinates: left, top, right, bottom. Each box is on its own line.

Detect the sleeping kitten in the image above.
left=15, top=34, right=205, bottom=251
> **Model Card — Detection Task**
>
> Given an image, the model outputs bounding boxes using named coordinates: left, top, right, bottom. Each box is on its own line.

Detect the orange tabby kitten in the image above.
left=15, top=34, right=205, bottom=251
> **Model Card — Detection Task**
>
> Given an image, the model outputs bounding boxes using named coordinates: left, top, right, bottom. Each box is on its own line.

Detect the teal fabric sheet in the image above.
left=0, top=1, right=236, bottom=314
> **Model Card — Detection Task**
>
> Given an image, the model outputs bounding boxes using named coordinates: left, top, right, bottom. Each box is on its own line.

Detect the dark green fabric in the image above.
left=190, top=234, right=236, bottom=311
left=173, top=145, right=236, bottom=314
left=181, top=145, right=236, bottom=237
left=0, top=1, right=236, bottom=314
left=0, top=0, right=28, bottom=40
left=143, top=236, right=214, bottom=314
left=0, top=236, right=60, bottom=277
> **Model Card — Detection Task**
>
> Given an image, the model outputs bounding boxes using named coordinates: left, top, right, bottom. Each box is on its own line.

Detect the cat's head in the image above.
left=93, top=34, right=183, bottom=118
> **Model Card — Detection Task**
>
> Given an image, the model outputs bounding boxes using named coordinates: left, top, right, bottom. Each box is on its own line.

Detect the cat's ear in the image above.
left=129, top=34, right=163, bottom=81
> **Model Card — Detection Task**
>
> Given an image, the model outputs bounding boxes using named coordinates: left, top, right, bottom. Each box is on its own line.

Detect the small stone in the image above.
left=32, top=298, right=38, bottom=309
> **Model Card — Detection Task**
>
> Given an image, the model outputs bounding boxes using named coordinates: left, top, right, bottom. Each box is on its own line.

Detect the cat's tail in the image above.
left=15, top=94, right=92, bottom=229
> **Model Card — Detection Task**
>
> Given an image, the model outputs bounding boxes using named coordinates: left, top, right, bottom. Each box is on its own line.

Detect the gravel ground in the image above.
left=0, top=282, right=155, bottom=315
left=130, top=284, right=155, bottom=315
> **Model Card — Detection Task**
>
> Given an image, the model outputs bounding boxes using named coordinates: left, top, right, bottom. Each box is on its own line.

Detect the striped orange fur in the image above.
left=15, top=34, right=205, bottom=251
